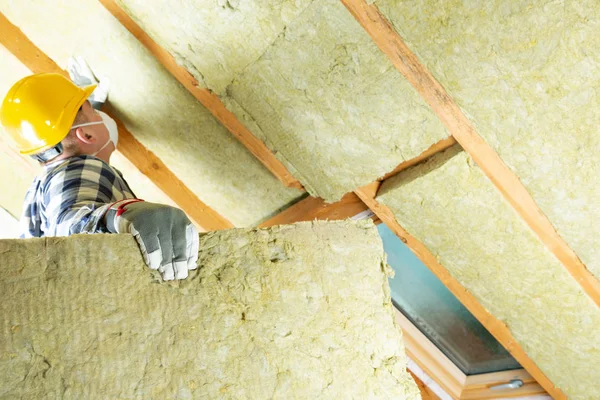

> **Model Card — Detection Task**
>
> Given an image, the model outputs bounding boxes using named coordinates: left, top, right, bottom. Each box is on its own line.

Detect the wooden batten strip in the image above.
left=260, top=136, right=454, bottom=228
left=259, top=192, right=369, bottom=228
left=379, top=136, right=456, bottom=182
left=354, top=182, right=566, bottom=399
left=408, top=370, right=441, bottom=400
left=98, top=0, right=303, bottom=190
left=341, top=0, right=600, bottom=309
left=395, top=310, right=465, bottom=398
left=0, top=12, right=233, bottom=231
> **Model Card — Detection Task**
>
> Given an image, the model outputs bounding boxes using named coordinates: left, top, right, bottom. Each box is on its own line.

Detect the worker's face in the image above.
left=73, top=101, right=115, bottom=161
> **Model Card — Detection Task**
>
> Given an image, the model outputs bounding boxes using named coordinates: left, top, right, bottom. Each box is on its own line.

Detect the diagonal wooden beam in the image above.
left=259, top=192, right=370, bottom=228
left=98, top=0, right=304, bottom=191
left=354, top=182, right=566, bottom=400
left=379, top=137, right=456, bottom=182
left=260, top=136, right=454, bottom=228
left=0, top=12, right=233, bottom=231
left=408, top=369, right=440, bottom=400
left=342, top=0, right=600, bottom=308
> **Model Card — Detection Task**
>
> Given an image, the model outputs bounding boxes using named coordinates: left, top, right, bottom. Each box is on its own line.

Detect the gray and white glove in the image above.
left=67, top=56, right=110, bottom=110
left=106, top=199, right=199, bottom=281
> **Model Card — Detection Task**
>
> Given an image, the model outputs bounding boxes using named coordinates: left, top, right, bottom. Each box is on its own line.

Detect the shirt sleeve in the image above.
left=42, top=158, right=131, bottom=236
left=19, top=183, right=40, bottom=239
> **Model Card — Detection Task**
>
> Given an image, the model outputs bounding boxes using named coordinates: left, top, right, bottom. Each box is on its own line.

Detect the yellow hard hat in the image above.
left=0, top=73, right=96, bottom=156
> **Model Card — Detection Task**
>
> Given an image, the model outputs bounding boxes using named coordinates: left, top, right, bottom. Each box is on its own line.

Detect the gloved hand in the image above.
left=67, top=56, right=111, bottom=110
left=105, top=199, right=199, bottom=281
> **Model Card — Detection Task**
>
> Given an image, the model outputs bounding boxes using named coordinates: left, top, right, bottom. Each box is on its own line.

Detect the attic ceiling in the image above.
left=1, top=0, right=599, bottom=399
left=116, top=0, right=449, bottom=201
left=0, top=0, right=302, bottom=227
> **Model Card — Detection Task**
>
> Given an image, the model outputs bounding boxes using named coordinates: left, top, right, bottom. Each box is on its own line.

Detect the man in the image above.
left=0, top=61, right=199, bottom=281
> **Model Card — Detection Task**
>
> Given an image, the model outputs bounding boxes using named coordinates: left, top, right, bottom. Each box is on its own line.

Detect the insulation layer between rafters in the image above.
left=341, top=0, right=600, bottom=308
left=98, top=0, right=303, bottom=190
left=0, top=12, right=233, bottom=231
left=354, top=182, right=566, bottom=400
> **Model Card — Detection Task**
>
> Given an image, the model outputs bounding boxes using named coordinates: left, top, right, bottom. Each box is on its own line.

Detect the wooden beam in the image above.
left=396, top=310, right=465, bottom=398
left=0, top=12, right=233, bottom=231
left=260, top=136, right=454, bottom=228
left=259, top=192, right=369, bottom=228
left=354, top=182, right=566, bottom=400
left=342, top=0, right=600, bottom=308
left=98, top=0, right=303, bottom=191
left=408, top=370, right=441, bottom=400
left=379, top=136, right=456, bottom=182
left=462, top=369, right=546, bottom=399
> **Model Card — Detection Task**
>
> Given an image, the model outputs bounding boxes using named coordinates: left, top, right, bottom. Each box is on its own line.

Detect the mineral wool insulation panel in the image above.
left=116, top=0, right=449, bottom=202
left=378, top=147, right=600, bottom=400
left=0, top=0, right=303, bottom=227
left=0, top=221, right=420, bottom=399
left=227, top=0, right=448, bottom=201
left=115, top=0, right=315, bottom=96
left=376, top=0, right=600, bottom=279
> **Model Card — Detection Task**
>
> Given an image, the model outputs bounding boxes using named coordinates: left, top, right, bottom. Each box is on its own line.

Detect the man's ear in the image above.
left=74, top=127, right=95, bottom=144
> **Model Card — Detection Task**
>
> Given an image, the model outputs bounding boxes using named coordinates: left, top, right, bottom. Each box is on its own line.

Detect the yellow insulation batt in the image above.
left=0, top=220, right=420, bottom=399
left=378, top=146, right=600, bottom=399
left=227, top=0, right=448, bottom=201
left=116, top=0, right=448, bottom=201
left=115, top=0, right=315, bottom=96
left=0, top=0, right=303, bottom=227
left=376, top=0, right=600, bottom=280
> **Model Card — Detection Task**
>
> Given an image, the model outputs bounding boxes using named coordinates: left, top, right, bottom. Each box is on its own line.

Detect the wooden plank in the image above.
left=396, top=309, right=465, bottom=398
left=259, top=192, right=369, bottom=228
left=462, top=368, right=546, bottom=400
left=464, top=369, right=536, bottom=388
left=0, top=12, right=233, bottom=231
left=408, top=370, right=441, bottom=400
left=341, top=0, right=600, bottom=308
left=354, top=182, right=566, bottom=400
left=379, top=137, right=456, bottom=182
left=98, top=0, right=303, bottom=191
left=260, top=136, right=454, bottom=228
left=461, top=382, right=546, bottom=400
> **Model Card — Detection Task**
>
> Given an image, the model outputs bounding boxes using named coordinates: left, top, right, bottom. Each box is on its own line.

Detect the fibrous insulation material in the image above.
left=378, top=147, right=600, bottom=400
left=376, top=0, right=600, bottom=280
left=0, top=0, right=303, bottom=227
left=0, top=220, right=420, bottom=399
left=115, top=0, right=315, bottom=96
left=117, top=0, right=448, bottom=202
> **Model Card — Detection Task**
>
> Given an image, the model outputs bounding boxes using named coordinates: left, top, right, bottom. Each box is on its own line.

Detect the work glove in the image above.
left=105, top=199, right=199, bottom=281
left=67, top=56, right=111, bottom=110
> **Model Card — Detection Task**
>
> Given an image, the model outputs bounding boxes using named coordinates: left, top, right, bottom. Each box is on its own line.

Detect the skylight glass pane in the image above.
left=377, top=223, right=521, bottom=375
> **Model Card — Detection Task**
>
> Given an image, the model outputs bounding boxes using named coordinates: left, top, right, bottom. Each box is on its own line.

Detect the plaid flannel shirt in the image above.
left=20, top=155, right=136, bottom=238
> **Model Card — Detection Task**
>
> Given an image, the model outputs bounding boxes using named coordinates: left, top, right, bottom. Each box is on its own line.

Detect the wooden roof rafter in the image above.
left=354, top=181, right=566, bottom=400
left=341, top=0, right=600, bottom=306
left=0, top=12, right=233, bottom=231
left=98, top=0, right=304, bottom=191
